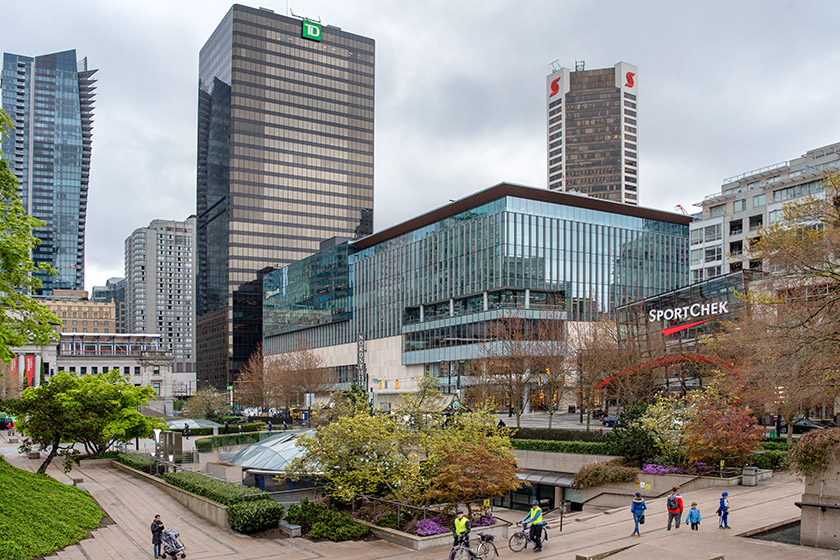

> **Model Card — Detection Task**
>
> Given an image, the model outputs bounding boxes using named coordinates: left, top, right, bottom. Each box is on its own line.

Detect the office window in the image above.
left=124, top=366, right=130, bottom=376
left=753, top=193, right=766, bottom=207
left=709, top=205, right=725, bottom=218
left=134, top=366, right=141, bottom=376
left=733, top=199, right=746, bottom=212
left=91, top=367, right=98, bottom=374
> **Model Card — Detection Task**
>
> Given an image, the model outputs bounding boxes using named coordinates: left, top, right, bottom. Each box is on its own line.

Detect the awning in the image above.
left=517, top=469, right=576, bottom=488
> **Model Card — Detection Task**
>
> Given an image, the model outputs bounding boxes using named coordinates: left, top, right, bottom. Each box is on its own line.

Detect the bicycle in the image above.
left=508, top=522, right=548, bottom=552
left=449, top=532, right=498, bottom=560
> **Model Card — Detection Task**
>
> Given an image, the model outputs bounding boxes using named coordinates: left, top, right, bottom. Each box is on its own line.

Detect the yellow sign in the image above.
left=634, top=481, right=651, bottom=489
left=483, top=499, right=490, bottom=508
left=395, top=379, right=400, bottom=390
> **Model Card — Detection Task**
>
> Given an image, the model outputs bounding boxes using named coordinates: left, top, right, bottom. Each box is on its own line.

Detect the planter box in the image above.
left=113, top=461, right=230, bottom=529
left=357, top=520, right=509, bottom=551
left=207, top=462, right=242, bottom=483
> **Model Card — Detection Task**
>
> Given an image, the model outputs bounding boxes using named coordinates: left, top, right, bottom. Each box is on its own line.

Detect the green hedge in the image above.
left=511, top=438, right=612, bottom=455
left=116, top=452, right=155, bottom=474
left=172, top=427, right=214, bottom=436
left=228, top=500, right=285, bottom=534
left=572, top=461, right=639, bottom=489
left=194, top=431, right=275, bottom=453
left=750, top=450, right=787, bottom=470
left=512, top=427, right=607, bottom=442
left=160, top=471, right=269, bottom=506
left=760, top=440, right=790, bottom=451
left=287, top=499, right=368, bottom=541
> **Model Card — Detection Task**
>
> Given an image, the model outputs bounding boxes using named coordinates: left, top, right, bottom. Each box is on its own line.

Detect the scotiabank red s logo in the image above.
left=625, top=72, right=635, bottom=88
left=549, top=77, right=560, bottom=97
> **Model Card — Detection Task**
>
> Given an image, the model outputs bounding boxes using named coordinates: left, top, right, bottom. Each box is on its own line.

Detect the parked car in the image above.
left=601, top=416, right=618, bottom=427
left=779, top=419, right=828, bottom=434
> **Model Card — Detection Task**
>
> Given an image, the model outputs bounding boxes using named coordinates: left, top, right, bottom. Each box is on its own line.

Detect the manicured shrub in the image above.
left=374, top=512, right=398, bottom=528
left=285, top=498, right=326, bottom=532
left=116, top=452, right=155, bottom=473
left=172, top=426, right=214, bottom=436
left=309, top=510, right=369, bottom=541
left=512, top=427, right=607, bottom=442
left=511, top=438, right=612, bottom=455
left=194, top=438, right=214, bottom=453
left=760, top=440, right=789, bottom=451
left=240, top=422, right=266, bottom=433
left=750, top=450, right=787, bottom=471
left=81, top=450, right=120, bottom=460
left=228, top=499, right=285, bottom=534
left=161, top=470, right=269, bottom=506
left=192, top=431, right=274, bottom=453
left=572, top=460, right=638, bottom=489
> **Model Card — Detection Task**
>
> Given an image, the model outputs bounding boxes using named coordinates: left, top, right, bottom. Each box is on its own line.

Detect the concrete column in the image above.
left=801, top=454, right=840, bottom=549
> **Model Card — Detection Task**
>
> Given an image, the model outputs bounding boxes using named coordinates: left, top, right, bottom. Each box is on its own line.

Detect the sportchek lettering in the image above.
left=625, top=72, right=635, bottom=88
left=647, top=301, right=729, bottom=323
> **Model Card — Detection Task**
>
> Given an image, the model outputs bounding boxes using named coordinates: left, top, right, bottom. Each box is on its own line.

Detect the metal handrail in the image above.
left=795, top=501, right=840, bottom=512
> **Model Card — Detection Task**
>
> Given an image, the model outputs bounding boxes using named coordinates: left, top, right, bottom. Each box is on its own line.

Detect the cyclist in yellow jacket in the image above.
left=453, top=509, right=472, bottom=549
left=521, top=500, right=545, bottom=553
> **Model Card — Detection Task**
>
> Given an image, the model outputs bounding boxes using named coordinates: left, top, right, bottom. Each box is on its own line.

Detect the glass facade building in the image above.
left=196, top=5, right=375, bottom=388
left=1, top=50, right=97, bottom=293
left=546, top=62, right=638, bottom=205
left=264, top=183, right=690, bottom=398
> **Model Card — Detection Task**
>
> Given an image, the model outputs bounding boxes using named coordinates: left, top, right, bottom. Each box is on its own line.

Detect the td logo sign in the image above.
left=302, top=21, right=322, bottom=42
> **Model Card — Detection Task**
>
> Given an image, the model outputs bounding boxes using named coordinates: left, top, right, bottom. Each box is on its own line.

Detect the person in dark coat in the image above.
left=183, top=423, right=190, bottom=440
left=151, top=514, right=164, bottom=558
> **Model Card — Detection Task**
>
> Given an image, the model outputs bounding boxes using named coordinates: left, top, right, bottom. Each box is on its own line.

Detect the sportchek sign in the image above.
left=648, top=301, right=730, bottom=336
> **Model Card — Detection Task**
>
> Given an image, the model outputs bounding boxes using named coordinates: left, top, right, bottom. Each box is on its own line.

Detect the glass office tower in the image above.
left=196, top=5, right=375, bottom=388
left=264, top=183, right=691, bottom=406
left=1, top=50, right=97, bottom=293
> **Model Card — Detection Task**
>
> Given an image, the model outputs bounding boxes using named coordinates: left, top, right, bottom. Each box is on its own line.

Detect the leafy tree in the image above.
left=606, top=402, right=657, bottom=467
left=186, top=386, right=228, bottom=419
left=395, top=373, right=447, bottom=436
left=748, top=169, right=840, bottom=387
left=421, top=439, right=520, bottom=513
left=2, top=371, right=162, bottom=473
left=639, top=392, right=697, bottom=467
left=286, top=404, right=421, bottom=503
left=0, top=110, right=59, bottom=366
left=683, top=388, right=763, bottom=466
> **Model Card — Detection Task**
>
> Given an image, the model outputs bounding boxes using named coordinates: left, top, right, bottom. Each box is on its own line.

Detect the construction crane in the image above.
left=675, top=205, right=689, bottom=215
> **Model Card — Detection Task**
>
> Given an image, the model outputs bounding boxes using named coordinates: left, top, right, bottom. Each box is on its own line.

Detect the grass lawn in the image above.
left=0, top=456, right=105, bottom=560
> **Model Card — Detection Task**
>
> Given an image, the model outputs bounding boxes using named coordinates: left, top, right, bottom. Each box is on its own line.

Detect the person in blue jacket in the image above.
left=717, top=492, right=730, bottom=528
left=521, top=500, right=546, bottom=553
left=630, top=492, right=647, bottom=536
left=685, top=502, right=701, bottom=530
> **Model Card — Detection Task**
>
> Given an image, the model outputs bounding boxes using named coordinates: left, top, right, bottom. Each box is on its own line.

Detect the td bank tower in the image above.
left=196, top=5, right=374, bottom=388
left=546, top=61, right=638, bottom=205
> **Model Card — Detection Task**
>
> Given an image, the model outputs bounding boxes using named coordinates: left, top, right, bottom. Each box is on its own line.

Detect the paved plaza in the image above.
left=1, top=427, right=832, bottom=560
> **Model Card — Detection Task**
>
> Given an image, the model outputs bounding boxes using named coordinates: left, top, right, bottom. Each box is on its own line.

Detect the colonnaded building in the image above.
left=263, top=183, right=691, bottom=409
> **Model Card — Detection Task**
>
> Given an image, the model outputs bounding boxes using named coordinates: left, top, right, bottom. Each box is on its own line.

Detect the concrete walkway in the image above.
left=1, top=429, right=831, bottom=560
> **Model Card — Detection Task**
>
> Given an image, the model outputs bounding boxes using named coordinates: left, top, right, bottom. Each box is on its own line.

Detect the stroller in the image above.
left=160, top=528, right=187, bottom=559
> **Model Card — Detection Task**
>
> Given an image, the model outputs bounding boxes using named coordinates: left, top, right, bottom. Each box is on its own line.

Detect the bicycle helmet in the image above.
left=722, top=491, right=728, bottom=496
left=531, top=500, right=539, bottom=505
left=455, top=509, right=464, bottom=514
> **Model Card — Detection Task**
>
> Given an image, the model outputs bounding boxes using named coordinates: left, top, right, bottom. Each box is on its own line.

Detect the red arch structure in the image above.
left=596, top=354, right=738, bottom=390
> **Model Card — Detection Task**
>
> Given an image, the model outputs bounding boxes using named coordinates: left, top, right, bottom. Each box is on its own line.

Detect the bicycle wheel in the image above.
left=476, top=541, right=497, bottom=560
left=509, top=532, right=528, bottom=552
left=450, top=546, right=469, bottom=560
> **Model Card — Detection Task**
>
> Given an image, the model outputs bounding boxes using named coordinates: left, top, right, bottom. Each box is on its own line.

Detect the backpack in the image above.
left=667, top=494, right=678, bottom=510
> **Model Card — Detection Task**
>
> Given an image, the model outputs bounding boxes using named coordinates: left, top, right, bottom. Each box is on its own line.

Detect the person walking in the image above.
left=223, top=420, right=229, bottom=434
left=666, top=487, right=684, bottom=530
left=630, top=492, right=646, bottom=536
left=183, top=423, right=190, bottom=440
left=150, top=514, right=164, bottom=558
left=717, top=491, right=730, bottom=529
left=267, top=421, right=273, bottom=432
left=521, top=500, right=546, bottom=553
left=685, top=502, right=701, bottom=530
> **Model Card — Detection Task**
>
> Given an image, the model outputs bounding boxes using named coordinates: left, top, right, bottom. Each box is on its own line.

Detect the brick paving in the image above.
left=1, top=429, right=832, bottom=560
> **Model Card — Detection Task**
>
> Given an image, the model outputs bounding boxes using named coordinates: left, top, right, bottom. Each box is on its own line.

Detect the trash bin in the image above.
left=742, top=466, right=758, bottom=487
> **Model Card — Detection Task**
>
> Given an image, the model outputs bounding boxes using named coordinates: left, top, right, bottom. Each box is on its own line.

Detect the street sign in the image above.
left=227, top=385, right=233, bottom=391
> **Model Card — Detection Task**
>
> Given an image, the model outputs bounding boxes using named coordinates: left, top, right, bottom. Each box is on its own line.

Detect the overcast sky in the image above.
left=4, top=0, right=840, bottom=291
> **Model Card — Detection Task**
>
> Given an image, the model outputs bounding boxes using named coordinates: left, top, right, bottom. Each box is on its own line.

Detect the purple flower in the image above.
left=412, top=517, right=449, bottom=536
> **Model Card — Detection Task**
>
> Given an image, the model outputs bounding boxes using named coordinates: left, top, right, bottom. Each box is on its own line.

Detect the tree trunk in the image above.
left=37, top=440, right=60, bottom=474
